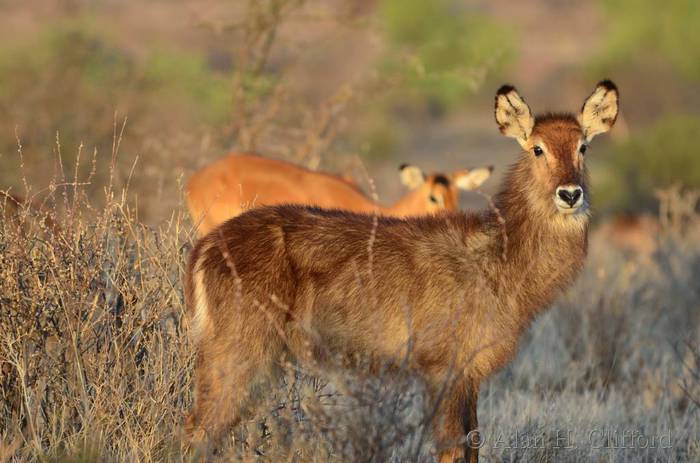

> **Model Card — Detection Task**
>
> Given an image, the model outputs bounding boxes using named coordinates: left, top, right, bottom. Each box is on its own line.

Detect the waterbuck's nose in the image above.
left=556, top=185, right=583, bottom=207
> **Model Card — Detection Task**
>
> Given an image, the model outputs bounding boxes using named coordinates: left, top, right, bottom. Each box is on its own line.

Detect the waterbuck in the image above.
left=184, top=81, right=619, bottom=462
left=186, top=153, right=493, bottom=237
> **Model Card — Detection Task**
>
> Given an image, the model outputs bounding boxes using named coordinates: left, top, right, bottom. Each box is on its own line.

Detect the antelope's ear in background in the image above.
left=494, top=85, right=534, bottom=149
left=578, top=80, right=619, bottom=141
left=452, top=166, right=494, bottom=190
left=399, top=164, right=425, bottom=189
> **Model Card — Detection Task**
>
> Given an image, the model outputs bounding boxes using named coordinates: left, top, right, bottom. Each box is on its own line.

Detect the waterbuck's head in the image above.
left=495, top=81, right=619, bottom=218
left=399, top=163, right=493, bottom=212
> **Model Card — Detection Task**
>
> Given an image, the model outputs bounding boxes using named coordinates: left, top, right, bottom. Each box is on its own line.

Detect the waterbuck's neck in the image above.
left=486, top=157, right=589, bottom=321
left=386, top=190, right=429, bottom=217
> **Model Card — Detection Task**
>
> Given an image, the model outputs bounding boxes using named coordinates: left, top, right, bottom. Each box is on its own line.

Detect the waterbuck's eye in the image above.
left=579, top=144, right=588, bottom=155
left=429, top=194, right=439, bottom=204
left=533, top=145, right=544, bottom=156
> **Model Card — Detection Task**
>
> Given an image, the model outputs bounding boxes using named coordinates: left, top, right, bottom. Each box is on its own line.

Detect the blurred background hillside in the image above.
left=0, top=0, right=699, bottom=221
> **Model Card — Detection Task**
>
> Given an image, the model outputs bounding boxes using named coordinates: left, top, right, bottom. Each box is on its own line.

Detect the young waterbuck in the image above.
left=184, top=81, right=619, bottom=462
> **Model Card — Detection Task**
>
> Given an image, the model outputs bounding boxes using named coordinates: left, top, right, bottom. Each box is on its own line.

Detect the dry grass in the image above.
left=0, top=180, right=193, bottom=461
left=0, top=167, right=699, bottom=462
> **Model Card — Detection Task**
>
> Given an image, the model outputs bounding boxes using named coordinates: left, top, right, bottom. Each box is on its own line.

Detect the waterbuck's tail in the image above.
left=184, top=238, right=214, bottom=344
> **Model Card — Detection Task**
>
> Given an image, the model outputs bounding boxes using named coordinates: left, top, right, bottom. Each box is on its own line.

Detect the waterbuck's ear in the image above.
left=495, top=85, right=534, bottom=149
left=578, top=80, right=619, bottom=141
left=452, top=166, right=494, bottom=190
left=399, top=164, right=425, bottom=189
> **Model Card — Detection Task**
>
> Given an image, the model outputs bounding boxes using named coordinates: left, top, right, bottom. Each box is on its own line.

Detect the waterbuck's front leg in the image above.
left=464, top=380, right=480, bottom=463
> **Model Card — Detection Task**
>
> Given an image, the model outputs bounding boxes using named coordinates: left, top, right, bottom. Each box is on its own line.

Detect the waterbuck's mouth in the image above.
left=554, top=200, right=586, bottom=215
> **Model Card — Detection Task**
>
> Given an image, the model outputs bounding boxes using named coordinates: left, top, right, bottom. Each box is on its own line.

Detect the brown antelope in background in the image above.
left=185, top=153, right=493, bottom=236
left=184, top=81, right=619, bottom=462
left=594, top=214, right=660, bottom=256
left=594, top=186, right=700, bottom=257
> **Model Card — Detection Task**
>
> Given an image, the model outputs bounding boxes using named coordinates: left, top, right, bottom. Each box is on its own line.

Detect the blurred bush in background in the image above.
left=379, top=0, right=512, bottom=112
left=0, top=20, right=137, bottom=164
left=589, top=0, right=700, bottom=214
left=0, top=18, right=235, bottom=140
left=596, top=115, right=700, bottom=214
left=0, top=16, right=234, bottom=217
left=353, top=0, right=512, bottom=161
left=0, top=0, right=697, bottom=218
left=597, top=0, right=700, bottom=82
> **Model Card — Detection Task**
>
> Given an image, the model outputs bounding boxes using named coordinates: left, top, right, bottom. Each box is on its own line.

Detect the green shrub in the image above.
left=140, top=48, right=233, bottom=126
left=596, top=0, right=700, bottom=81
left=349, top=0, right=513, bottom=162
left=378, top=0, right=513, bottom=112
left=0, top=19, right=238, bottom=210
left=0, top=21, right=138, bottom=144
left=594, top=114, right=700, bottom=213
left=0, top=19, right=237, bottom=136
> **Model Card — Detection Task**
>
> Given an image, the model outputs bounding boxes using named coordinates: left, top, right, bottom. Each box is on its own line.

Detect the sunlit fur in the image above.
left=183, top=82, right=618, bottom=463
left=523, top=114, right=591, bottom=221
left=186, top=153, right=492, bottom=237
left=188, top=241, right=214, bottom=344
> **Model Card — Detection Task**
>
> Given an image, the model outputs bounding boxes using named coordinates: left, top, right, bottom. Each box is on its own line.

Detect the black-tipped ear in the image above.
left=595, top=79, right=618, bottom=93
left=452, top=166, right=493, bottom=190
left=399, top=164, right=425, bottom=189
left=496, top=84, right=516, bottom=96
left=494, top=84, right=517, bottom=117
left=494, top=84, right=534, bottom=148
left=578, top=80, right=619, bottom=140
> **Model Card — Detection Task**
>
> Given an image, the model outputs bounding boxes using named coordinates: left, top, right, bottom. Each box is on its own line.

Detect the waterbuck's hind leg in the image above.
left=432, top=376, right=480, bottom=463
left=185, top=336, right=284, bottom=454
left=465, top=380, right=480, bottom=463
left=432, top=378, right=467, bottom=462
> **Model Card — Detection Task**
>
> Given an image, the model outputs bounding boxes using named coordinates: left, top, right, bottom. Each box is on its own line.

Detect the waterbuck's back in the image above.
left=185, top=154, right=375, bottom=237
left=186, top=205, right=494, bottom=368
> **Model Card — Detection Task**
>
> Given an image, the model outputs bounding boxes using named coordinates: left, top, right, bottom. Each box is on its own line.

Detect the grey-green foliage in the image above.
left=0, top=23, right=135, bottom=143
left=0, top=19, right=232, bottom=153
left=378, top=0, right=513, bottom=111
left=598, top=0, right=700, bottom=81
left=354, top=0, right=513, bottom=161
left=595, top=115, right=700, bottom=213
left=0, top=18, right=236, bottom=206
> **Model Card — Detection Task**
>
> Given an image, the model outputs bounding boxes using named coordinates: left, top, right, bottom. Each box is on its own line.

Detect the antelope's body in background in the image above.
left=594, top=213, right=660, bottom=256
left=184, top=82, right=619, bottom=462
left=185, top=153, right=493, bottom=236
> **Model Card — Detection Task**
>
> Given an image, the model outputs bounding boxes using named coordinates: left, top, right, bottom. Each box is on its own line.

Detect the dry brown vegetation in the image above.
left=0, top=152, right=699, bottom=461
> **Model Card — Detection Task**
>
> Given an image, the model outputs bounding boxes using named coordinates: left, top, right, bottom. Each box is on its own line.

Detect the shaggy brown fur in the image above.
left=184, top=81, right=619, bottom=462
